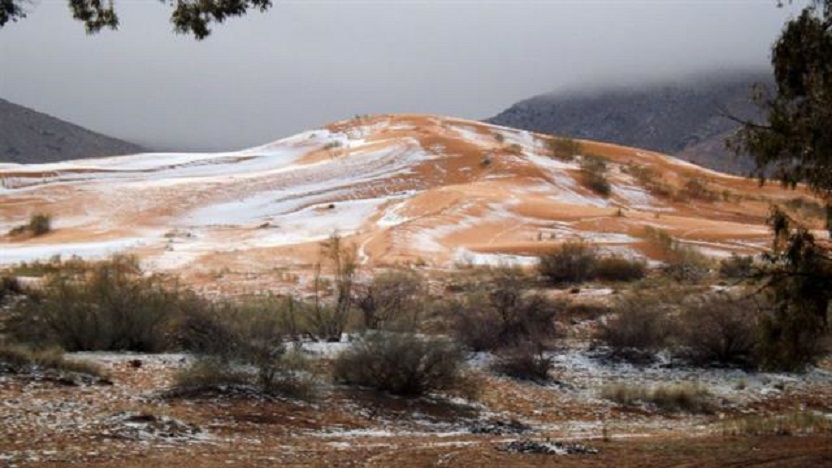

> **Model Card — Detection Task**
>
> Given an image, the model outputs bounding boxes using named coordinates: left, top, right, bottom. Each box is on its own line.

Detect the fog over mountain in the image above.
left=488, top=72, right=773, bottom=175
left=1, top=1, right=805, bottom=151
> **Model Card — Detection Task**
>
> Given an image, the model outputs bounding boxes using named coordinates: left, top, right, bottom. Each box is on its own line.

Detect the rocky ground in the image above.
left=2, top=343, right=830, bottom=467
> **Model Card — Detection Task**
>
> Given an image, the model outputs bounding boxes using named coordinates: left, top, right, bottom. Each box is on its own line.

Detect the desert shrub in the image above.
left=451, top=270, right=560, bottom=351
left=6, top=255, right=199, bottom=352
left=679, top=178, right=718, bottom=202
left=718, top=254, right=756, bottom=279
left=175, top=302, right=318, bottom=399
left=172, top=357, right=249, bottom=391
left=0, top=342, right=104, bottom=378
left=601, top=382, right=712, bottom=413
left=538, top=241, right=598, bottom=285
left=722, top=411, right=832, bottom=436
left=675, top=293, right=763, bottom=368
left=594, top=256, right=647, bottom=282
left=548, top=136, right=581, bottom=161
left=579, top=155, right=611, bottom=197
left=490, top=343, right=553, bottom=383
left=310, top=233, right=358, bottom=342
left=0, top=276, right=23, bottom=304
left=332, top=332, right=467, bottom=397
left=7, top=213, right=52, bottom=237
left=598, top=293, right=673, bottom=361
left=355, top=270, right=425, bottom=331
left=642, top=227, right=711, bottom=282
left=29, top=213, right=52, bottom=236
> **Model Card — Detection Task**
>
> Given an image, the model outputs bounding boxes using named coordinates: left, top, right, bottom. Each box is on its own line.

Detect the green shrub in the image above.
left=538, top=241, right=598, bottom=285
left=333, top=332, right=467, bottom=397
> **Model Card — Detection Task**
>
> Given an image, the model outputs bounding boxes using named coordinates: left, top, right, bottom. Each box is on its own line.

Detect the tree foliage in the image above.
left=730, top=1, right=832, bottom=203
left=0, top=0, right=273, bottom=39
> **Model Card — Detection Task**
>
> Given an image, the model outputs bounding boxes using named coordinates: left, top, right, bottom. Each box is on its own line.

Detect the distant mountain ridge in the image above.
left=0, top=98, right=144, bottom=164
left=487, top=72, right=772, bottom=175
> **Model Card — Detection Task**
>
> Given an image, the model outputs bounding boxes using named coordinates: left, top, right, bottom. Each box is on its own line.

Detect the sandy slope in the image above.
left=0, top=114, right=822, bottom=280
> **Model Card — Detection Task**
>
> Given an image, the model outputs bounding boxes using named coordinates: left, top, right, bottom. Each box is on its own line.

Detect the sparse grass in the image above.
left=625, top=164, right=676, bottom=199
left=8, top=213, right=52, bottom=237
left=679, top=177, right=719, bottom=202
left=722, top=411, right=832, bottom=436
left=642, top=226, right=712, bottom=282
left=601, top=381, right=712, bottom=414
left=0, top=342, right=105, bottom=378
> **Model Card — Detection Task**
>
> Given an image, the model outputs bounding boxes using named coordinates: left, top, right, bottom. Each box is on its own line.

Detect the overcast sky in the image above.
left=0, top=0, right=807, bottom=151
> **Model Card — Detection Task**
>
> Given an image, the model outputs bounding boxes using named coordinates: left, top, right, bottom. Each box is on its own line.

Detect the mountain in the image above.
left=486, top=73, right=772, bottom=175
left=0, top=98, right=145, bottom=164
left=0, top=114, right=819, bottom=289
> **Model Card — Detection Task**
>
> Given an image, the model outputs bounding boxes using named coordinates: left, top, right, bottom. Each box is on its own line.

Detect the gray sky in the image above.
left=0, top=0, right=807, bottom=151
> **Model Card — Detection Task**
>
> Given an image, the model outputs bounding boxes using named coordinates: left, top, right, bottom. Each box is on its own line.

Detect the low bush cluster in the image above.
left=332, top=332, right=468, bottom=397
left=538, top=241, right=646, bottom=285
left=601, top=382, right=712, bottom=414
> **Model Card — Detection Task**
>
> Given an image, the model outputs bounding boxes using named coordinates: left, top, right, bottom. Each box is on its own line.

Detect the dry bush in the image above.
left=451, top=270, right=561, bottom=352
left=177, top=298, right=317, bottom=398
left=679, top=178, right=718, bottom=202
left=176, top=299, right=319, bottom=399
left=598, top=293, right=673, bottom=361
left=548, top=136, right=581, bottom=161
left=8, top=213, right=52, bottom=237
left=642, top=227, right=712, bottom=282
left=601, top=382, right=712, bottom=414
left=355, top=269, right=425, bottom=331
left=675, top=293, right=764, bottom=368
left=538, top=241, right=598, bottom=285
left=7, top=255, right=200, bottom=352
left=579, top=155, right=611, bottom=197
left=595, top=256, right=647, bottom=282
left=718, top=254, right=756, bottom=279
left=490, top=343, right=553, bottom=383
left=310, top=232, right=358, bottom=342
left=0, top=342, right=104, bottom=378
left=332, top=332, right=467, bottom=397
left=722, top=411, right=832, bottom=436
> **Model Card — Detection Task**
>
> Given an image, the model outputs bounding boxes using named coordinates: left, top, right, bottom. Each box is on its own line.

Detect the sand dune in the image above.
left=0, top=114, right=822, bottom=279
